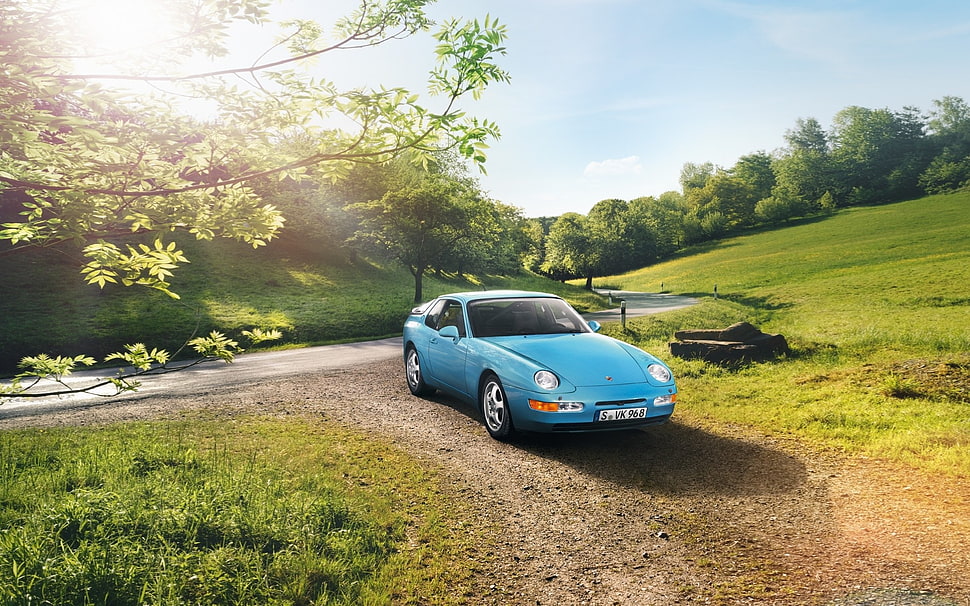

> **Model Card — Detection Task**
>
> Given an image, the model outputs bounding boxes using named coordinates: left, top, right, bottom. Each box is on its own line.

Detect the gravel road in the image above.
left=2, top=355, right=968, bottom=605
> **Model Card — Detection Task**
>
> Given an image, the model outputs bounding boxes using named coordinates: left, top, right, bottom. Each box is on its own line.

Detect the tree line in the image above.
left=529, top=96, right=970, bottom=288
left=270, top=96, right=970, bottom=297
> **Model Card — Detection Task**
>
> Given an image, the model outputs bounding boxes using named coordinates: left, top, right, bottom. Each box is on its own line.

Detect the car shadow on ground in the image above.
left=423, top=391, right=806, bottom=498
left=516, top=424, right=807, bottom=497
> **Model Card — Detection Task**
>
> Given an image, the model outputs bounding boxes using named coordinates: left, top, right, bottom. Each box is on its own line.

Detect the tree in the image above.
left=772, top=118, right=838, bottom=213
left=520, top=218, right=547, bottom=274
left=927, top=96, right=970, bottom=144
left=685, top=172, right=758, bottom=230
left=351, top=174, right=496, bottom=302
left=586, top=199, right=634, bottom=280
left=784, top=117, right=828, bottom=153
left=679, top=161, right=715, bottom=193
left=770, top=149, right=836, bottom=213
left=919, top=96, right=970, bottom=194
left=541, top=213, right=595, bottom=285
left=629, top=193, right=686, bottom=258
left=1, top=0, right=510, bottom=296
left=1, top=0, right=509, bottom=397
left=464, top=201, right=529, bottom=276
left=730, top=152, right=776, bottom=203
left=829, top=105, right=927, bottom=204
left=918, top=153, right=970, bottom=194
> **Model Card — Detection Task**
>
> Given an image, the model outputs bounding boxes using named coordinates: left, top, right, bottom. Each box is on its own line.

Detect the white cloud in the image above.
left=583, top=156, right=643, bottom=177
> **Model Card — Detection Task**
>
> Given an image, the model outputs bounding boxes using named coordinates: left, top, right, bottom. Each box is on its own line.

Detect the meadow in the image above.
left=0, top=417, right=479, bottom=605
left=0, top=238, right=607, bottom=372
left=595, top=192, right=970, bottom=476
left=1, top=192, right=968, bottom=604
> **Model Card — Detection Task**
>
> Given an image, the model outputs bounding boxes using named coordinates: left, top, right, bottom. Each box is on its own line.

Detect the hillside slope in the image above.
left=0, top=237, right=606, bottom=373
left=594, top=192, right=970, bottom=475
left=609, top=192, right=970, bottom=355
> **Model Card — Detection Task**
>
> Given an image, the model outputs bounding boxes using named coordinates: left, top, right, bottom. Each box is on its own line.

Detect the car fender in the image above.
left=612, top=339, right=676, bottom=387
left=464, top=339, right=578, bottom=397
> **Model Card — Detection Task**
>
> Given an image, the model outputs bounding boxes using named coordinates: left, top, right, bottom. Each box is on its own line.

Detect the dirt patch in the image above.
left=2, top=359, right=968, bottom=605
left=887, top=358, right=970, bottom=402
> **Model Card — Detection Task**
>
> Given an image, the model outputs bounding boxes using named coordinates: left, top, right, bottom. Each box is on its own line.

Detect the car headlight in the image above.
left=647, top=364, right=672, bottom=383
left=534, top=370, right=559, bottom=390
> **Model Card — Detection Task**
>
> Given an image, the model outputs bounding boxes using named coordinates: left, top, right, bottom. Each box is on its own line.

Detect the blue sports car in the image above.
left=402, top=290, right=677, bottom=440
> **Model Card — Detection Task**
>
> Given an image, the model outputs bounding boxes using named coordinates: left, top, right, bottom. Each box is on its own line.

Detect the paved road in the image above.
left=0, top=338, right=404, bottom=414
left=586, top=290, right=698, bottom=324
left=0, top=292, right=697, bottom=413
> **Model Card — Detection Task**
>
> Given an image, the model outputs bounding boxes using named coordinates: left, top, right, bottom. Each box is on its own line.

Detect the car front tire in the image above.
left=405, top=345, right=434, bottom=396
left=480, top=372, right=515, bottom=440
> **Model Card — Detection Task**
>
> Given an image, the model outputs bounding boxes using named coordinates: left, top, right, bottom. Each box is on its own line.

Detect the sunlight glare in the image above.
left=74, top=0, right=179, bottom=57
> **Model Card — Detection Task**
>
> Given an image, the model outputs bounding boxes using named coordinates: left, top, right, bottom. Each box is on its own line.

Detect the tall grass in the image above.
left=596, top=193, right=970, bottom=475
left=0, top=416, right=476, bottom=605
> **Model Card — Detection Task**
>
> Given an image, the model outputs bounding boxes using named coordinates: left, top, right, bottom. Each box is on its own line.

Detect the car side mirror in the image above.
left=587, top=320, right=601, bottom=333
left=439, top=325, right=461, bottom=340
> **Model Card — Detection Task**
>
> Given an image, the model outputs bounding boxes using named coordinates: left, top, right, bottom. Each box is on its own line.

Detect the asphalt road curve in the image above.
left=586, top=290, right=698, bottom=324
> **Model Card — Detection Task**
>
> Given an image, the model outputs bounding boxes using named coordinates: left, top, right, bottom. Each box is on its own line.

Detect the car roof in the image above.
left=437, top=290, right=562, bottom=304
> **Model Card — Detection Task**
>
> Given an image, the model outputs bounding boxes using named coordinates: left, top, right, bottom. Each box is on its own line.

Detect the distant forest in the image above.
left=284, top=96, right=970, bottom=292
left=526, top=96, right=970, bottom=288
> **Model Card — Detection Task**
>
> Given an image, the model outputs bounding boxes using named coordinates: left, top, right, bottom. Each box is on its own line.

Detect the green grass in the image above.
left=0, top=238, right=607, bottom=372
left=594, top=192, right=970, bottom=476
left=3, top=192, right=969, bottom=602
left=0, top=415, right=478, bottom=605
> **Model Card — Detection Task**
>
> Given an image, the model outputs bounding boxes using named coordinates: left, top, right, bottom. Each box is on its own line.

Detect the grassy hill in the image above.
left=593, top=192, right=970, bottom=475
left=0, top=236, right=607, bottom=372
left=2, top=192, right=968, bottom=474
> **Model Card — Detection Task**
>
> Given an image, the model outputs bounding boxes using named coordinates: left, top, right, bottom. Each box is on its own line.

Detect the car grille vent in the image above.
left=595, top=398, right=647, bottom=407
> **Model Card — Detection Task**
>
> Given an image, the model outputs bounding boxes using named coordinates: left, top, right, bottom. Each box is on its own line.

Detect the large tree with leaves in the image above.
left=1, top=0, right=508, bottom=397
left=920, top=96, right=970, bottom=193
left=351, top=172, right=498, bottom=302
left=541, top=212, right=597, bottom=287
left=829, top=105, right=927, bottom=204
left=1, top=0, right=509, bottom=296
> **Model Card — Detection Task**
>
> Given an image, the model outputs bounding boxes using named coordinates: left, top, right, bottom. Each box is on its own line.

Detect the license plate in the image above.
left=597, top=407, right=647, bottom=422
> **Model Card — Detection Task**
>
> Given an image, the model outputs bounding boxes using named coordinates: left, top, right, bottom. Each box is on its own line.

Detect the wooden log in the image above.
left=674, top=322, right=759, bottom=342
left=668, top=323, right=789, bottom=363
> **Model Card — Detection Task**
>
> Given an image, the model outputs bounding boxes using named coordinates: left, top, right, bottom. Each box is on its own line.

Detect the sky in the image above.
left=387, top=0, right=970, bottom=217
left=85, top=0, right=970, bottom=217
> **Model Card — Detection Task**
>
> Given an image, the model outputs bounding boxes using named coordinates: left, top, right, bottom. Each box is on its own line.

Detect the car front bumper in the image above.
left=505, top=382, right=676, bottom=433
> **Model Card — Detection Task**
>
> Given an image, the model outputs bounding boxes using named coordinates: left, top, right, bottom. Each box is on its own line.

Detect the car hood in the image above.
left=492, top=333, right=648, bottom=387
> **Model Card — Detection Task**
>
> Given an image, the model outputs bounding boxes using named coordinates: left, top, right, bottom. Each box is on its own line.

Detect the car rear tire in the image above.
left=405, top=345, right=434, bottom=396
left=480, top=372, right=515, bottom=440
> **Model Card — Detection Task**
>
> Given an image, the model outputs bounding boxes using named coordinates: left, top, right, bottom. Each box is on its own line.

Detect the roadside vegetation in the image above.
left=2, top=193, right=967, bottom=603
left=0, top=238, right=607, bottom=373
left=0, top=416, right=477, bottom=605
left=595, top=192, right=970, bottom=477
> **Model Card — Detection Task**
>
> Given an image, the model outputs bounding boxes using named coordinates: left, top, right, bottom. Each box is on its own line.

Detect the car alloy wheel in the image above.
left=480, top=373, right=514, bottom=439
left=405, top=345, right=434, bottom=396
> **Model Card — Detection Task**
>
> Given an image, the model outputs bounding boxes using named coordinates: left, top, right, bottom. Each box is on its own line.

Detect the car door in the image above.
left=426, top=299, right=470, bottom=396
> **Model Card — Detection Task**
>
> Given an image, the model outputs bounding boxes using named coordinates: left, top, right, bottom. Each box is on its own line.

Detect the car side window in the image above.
left=424, top=299, right=447, bottom=330
left=436, top=301, right=466, bottom=337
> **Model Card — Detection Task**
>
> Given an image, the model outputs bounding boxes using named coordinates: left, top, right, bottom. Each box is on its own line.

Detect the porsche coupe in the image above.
left=402, top=291, right=677, bottom=440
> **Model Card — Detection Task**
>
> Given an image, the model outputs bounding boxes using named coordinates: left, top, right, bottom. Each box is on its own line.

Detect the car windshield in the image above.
left=468, top=297, right=590, bottom=337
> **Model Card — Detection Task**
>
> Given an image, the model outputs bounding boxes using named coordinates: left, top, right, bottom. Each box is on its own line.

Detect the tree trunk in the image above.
left=585, top=275, right=594, bottom=290
left=413, top=266, right=425, bottom=303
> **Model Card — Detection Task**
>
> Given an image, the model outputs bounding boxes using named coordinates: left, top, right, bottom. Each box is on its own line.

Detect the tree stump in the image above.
left=669, top=322, right=789, bottom=363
